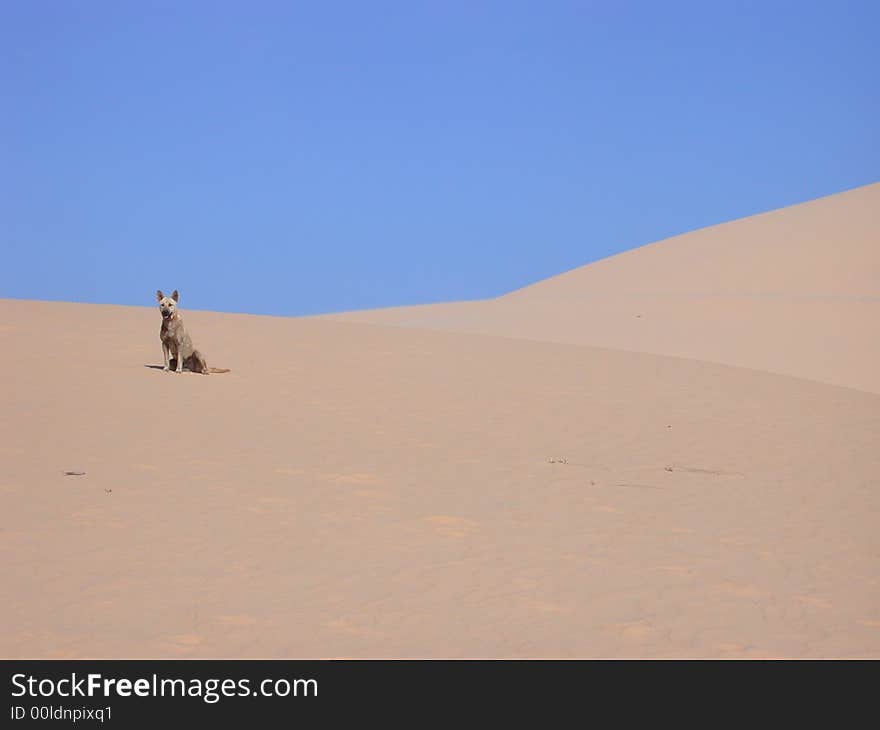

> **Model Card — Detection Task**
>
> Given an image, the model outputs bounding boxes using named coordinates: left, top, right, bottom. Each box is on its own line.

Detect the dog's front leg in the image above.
left=162, top=343, right=170, bottom=371
left=175, top=350, right=184, bottom=373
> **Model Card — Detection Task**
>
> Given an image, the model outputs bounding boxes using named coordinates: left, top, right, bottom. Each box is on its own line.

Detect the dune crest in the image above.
left=323, top=183, right=880, bottom=393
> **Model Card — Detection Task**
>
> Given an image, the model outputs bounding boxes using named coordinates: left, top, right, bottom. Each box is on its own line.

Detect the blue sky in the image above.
left=2, top=1, right=877, bottom=316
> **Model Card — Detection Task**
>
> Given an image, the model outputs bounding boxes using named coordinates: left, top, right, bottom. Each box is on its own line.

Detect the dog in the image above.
left=156, top=290, right=230, bottom=374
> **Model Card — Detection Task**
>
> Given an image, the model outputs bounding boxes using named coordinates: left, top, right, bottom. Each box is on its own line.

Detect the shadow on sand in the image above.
left=144, top=359, right=180, bottom=371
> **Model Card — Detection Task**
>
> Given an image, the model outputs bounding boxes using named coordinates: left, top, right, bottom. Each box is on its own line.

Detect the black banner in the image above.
left=2, top=659, right=873, bottom=726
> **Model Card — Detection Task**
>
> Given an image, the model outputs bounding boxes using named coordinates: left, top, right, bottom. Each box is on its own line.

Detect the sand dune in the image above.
left=1, top=293, right=878, bottom=657
left=2, top=184, right=878, bottom=658
left=323, top=183, right=880, bottom=393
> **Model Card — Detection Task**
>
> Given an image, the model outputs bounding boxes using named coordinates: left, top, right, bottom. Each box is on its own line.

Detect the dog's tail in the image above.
left=208, top=367, right=231, bottom=374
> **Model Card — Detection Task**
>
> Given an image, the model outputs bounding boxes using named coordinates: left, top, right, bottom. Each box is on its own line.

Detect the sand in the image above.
left=1, top=183, right=878, bottom=658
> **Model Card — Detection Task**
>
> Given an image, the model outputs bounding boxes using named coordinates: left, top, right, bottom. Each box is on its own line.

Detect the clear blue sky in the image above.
left=2, top=1, right=877, bottom=316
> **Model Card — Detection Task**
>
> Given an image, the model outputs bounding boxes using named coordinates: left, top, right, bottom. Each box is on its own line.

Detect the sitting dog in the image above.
left=156, top=290, right=229, bottom=374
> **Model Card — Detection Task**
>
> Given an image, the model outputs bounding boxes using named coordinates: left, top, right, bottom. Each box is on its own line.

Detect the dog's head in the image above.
left=156, top=289, right=179, bottom=319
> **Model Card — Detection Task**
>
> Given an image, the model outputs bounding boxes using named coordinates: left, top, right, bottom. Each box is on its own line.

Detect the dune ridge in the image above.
left=322, top=182, right=880, bottom=393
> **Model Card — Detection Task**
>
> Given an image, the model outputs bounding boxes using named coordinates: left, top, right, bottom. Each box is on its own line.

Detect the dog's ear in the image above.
left=156, top=290, right=164, bottom=302
left=171, top=290, right=179, bottom=302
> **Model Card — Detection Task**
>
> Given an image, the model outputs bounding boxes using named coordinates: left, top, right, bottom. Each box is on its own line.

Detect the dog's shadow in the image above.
left=144, top=358, right=181, bottom=371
